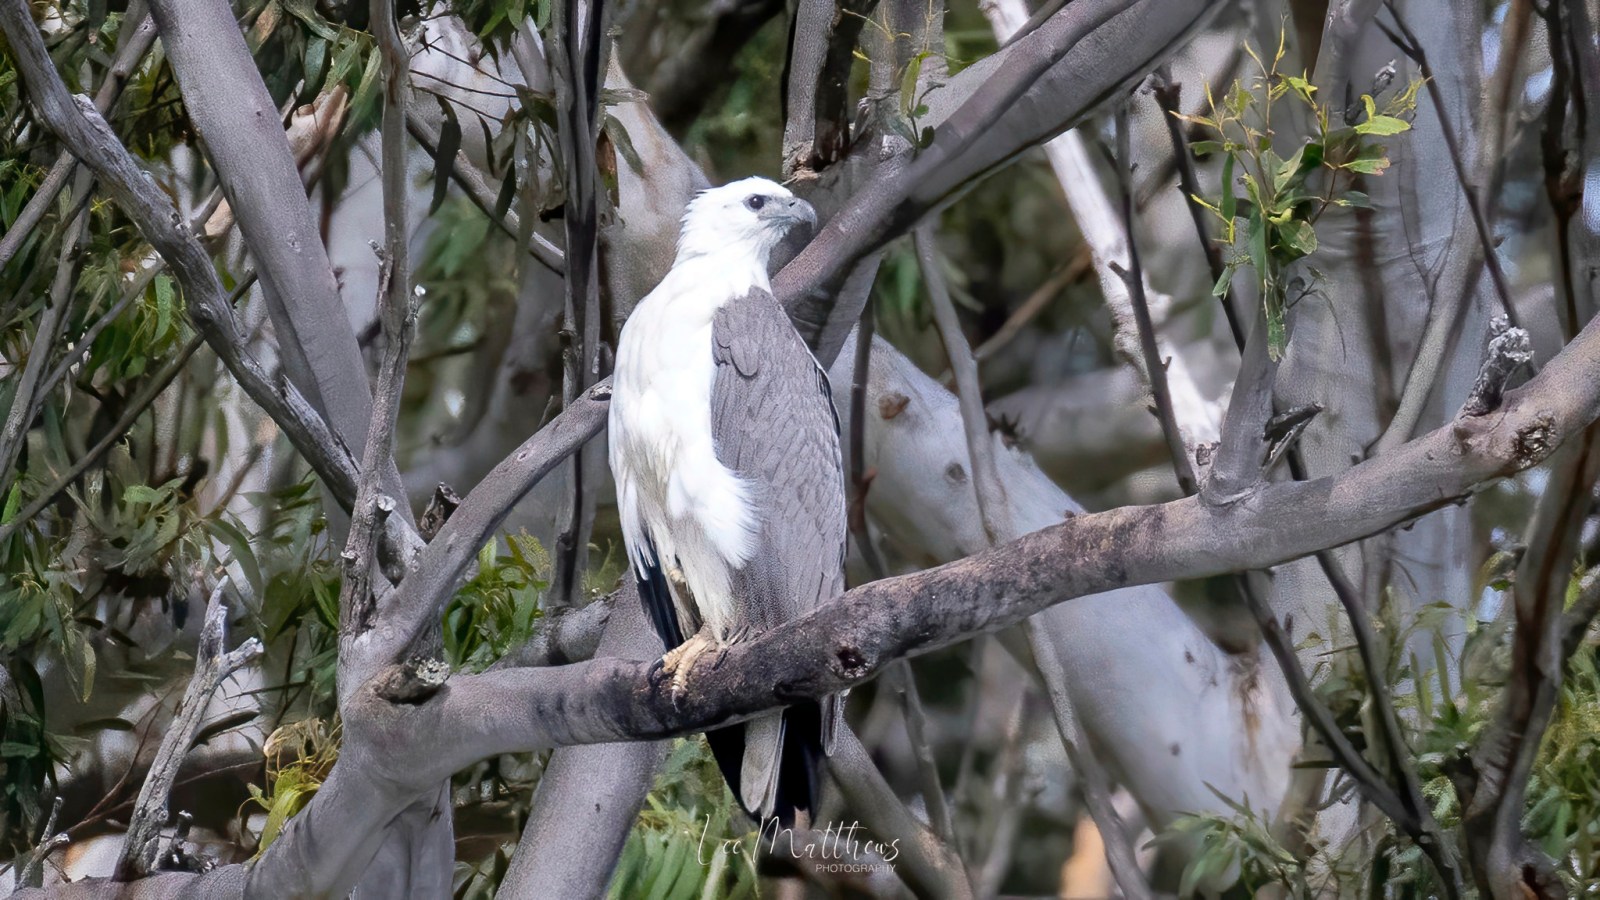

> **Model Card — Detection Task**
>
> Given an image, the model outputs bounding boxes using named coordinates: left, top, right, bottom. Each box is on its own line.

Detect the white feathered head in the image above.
left=676, top=176, right=817, bottom=265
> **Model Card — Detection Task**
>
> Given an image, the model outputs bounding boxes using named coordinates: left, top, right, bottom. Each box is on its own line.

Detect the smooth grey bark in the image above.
left=497, top=587, right=667, bottom=899
left=776, top=0, right=1223, bottom=366
left=145, top=0, right=395, bottom=501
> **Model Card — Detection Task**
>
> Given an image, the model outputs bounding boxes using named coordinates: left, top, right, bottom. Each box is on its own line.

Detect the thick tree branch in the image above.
left=145, top=0, right=389, bottom=489
left=778, top=0, right=1222, bottom=366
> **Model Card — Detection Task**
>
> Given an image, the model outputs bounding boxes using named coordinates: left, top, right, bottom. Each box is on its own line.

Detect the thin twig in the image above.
left=1374, top=10, right=1516, bottom=327
left=404, top=111, right=565, bottom=275
left=1149, top=65, right=1248, bottom=353
left=114, top=580, right=263, bottom=879
left=971, top=251, right=1086, bottom=363
left=544, top=0, right=609, bottom=610
left=916, top=225, right=1008, bottom=543
left=0, top=175, right=91, bottom=498
left=340, top=0, right=419, bottom=656
left=27, top=185, right=230, bottom=445
left=890, top=662, right=955, bottom=843
left=919, top=218, right=1150, bottom=897
left=1112, top=105, right=1197, bottom=495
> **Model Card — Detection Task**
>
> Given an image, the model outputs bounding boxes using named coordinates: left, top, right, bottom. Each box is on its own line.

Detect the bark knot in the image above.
left=1512, top=413, right=1556, bottom=467
left=834, top=644, right=869, bottom=679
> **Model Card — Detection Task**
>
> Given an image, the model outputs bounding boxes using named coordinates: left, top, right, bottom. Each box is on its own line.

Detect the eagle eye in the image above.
left=745, top=195, right=766, bottom=211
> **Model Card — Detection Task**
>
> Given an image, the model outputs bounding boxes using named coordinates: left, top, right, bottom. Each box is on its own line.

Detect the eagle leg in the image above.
left=711, top=624, right=753, bottom=670
left=659, top=625, right=719, bottom=710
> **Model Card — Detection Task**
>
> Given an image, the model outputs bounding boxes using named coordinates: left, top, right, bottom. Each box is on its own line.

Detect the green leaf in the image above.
left=190, top=710, right=260, bottom=749
left=1278, top=219, right=1318, bottom=259
left=603, top=115, right=644, bottom=174
left=1219, top=153, right=1236, bottom=224
left=1355, top=114, right=1410, bottom=136
left=1343, top=155, right=1391, bottom=175
left=431, top=96, right=463, bottom=217
left=1335, top=190, right=1372, bottom=208
left=1189, top=140, right=1224, bottom=156
left=1211, top=264, right=1234, bottom=298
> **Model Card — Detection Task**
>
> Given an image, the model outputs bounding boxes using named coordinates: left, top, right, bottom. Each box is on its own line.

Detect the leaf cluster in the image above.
left=1178, top=34, right=1420, bottom=359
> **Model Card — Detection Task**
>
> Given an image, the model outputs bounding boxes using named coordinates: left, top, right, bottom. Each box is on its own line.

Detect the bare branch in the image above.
left=114, top=581, right=263, bottom=879
left=779, top=0, right=1223, bottom=366
left=339, top=0, right=421, bottom=685
left=1110, top=105, right=1199, bottom=496
left=916, top=225, right=1008, bottom=543
left=828, top=727, right=972, bottom=899
left=1148, top=66, right=1248, bottom=352
left=146, top=0, right=388, bottom=487
left=544, top=0, right=609, bottom=610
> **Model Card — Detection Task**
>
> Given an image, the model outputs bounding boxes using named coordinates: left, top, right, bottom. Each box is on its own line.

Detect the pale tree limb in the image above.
left=112, top=581, right=263, bottom=880
left=917, top=222, right=1151, bottom=899
left=0, top=4, right=155, bottom=273
left=146, top=0, right=398, bottom=508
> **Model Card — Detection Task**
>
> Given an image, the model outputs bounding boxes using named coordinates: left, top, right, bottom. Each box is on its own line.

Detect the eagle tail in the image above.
left=705, top=702, right=827, bottom=828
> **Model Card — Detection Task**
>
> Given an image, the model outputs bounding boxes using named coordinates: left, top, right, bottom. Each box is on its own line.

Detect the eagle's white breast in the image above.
left=609, top=256, right=766, bottom=637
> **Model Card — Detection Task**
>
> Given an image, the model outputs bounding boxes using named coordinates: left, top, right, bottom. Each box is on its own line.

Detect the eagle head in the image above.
left=676, top=176, right=817, bottom=266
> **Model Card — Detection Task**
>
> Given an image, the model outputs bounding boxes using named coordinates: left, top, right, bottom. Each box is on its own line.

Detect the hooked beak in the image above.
left=766, top=196, right=817, bottom=229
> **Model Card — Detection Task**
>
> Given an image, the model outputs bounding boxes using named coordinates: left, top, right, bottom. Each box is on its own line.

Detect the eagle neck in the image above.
left=670, top=245, right=772, bottom=301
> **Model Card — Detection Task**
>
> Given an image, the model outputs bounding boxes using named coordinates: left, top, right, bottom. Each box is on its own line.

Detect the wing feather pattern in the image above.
left=708, top=287, right=847, bottom=824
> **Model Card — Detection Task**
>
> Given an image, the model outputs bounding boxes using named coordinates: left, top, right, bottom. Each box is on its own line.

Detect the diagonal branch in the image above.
left=339, top=0, right=421, bottom=681
left=146, top=0, right=389, bottom=487
left=113, top=580, right=263, bottom=880
left=0, top=4, right=156, bottom=274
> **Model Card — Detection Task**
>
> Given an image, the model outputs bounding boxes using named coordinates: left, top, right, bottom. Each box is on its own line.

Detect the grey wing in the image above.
left=710, top=288, right=848, bottom=631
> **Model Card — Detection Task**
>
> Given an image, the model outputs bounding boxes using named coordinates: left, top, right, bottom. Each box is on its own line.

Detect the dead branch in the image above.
left=114, top=582, right=263, bottom=880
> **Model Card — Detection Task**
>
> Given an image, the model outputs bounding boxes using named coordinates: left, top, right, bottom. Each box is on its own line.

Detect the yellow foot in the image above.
left=658, top=627, right=720, bottom=710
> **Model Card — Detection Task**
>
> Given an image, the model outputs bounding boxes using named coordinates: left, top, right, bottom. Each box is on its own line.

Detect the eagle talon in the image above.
left=657, top=628, right=719, bottom=709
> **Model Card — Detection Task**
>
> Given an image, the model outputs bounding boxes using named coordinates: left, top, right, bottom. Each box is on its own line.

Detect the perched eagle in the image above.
left=609, top=176, right=845, bottom=825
